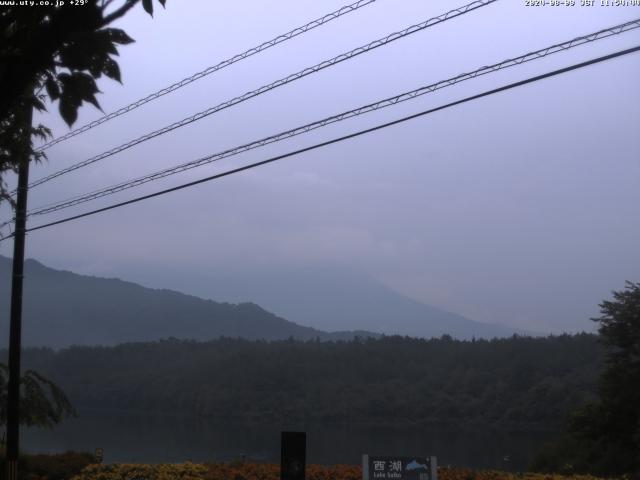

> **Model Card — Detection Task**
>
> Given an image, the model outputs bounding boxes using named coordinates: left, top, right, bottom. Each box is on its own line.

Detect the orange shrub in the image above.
left=69, top=462, right=607, bottom=480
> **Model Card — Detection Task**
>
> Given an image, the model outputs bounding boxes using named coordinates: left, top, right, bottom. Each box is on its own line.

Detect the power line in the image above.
left=10, top=44, right=638, bottom=239
left=36, top=0, right=379, bottom=152
left=24, top=18, right=640, bottom=218
left=26, top=0, right=497, bottom=191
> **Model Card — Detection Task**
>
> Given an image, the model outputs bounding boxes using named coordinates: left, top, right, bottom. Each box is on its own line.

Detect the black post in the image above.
left=281, top=431, right=306, bottom=480
left=6, top=106, right=32, bottom=480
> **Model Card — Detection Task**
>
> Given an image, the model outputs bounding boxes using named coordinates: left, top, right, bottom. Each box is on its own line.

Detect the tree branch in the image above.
left=100, top=0, right=139, bottom=27
left=101, top=0, right=117, bottom=10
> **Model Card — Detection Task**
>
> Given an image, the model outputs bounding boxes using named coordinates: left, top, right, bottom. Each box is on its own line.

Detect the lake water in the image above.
left=21, top=409, right=556, bottom=471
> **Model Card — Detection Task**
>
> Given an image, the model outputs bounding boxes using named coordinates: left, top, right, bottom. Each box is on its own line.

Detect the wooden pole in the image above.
left=5, top=104, right=32, bottom=480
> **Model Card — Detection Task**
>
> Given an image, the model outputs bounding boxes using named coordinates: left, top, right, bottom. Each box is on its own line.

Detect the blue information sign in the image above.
left=362, top=455, right=437, bottom=480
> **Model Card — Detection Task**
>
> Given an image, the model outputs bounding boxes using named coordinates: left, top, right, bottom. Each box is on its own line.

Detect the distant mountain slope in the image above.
left=146, top=267, right=531, bottom=339
left=0, top=256, right=372, bottom=348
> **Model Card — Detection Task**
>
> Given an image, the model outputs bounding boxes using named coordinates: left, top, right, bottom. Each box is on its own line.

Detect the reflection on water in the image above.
left=22, top=409, right=556, bottom=471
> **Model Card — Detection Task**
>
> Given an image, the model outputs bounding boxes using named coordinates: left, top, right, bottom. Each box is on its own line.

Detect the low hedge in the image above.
left=0, top=450, right=96, bottom=480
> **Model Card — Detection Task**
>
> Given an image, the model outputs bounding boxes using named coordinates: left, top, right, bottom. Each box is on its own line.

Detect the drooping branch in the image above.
left=0, top=363, right=76, bottom=428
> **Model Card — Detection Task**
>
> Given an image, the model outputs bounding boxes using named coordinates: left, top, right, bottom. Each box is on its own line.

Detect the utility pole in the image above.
left=5, top=104, right=33, bottom=480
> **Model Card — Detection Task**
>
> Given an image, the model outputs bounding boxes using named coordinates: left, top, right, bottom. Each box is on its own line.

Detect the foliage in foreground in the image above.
left=0, top=450, right=95, bottom=480
left=0, top=0, right=167, bottom=208
left=70, top=462, right=209, bottom=480
left=0, top=362, right=75, bottom=428
left=532, top=281, right=640, bottom=477
left=0, top=451, right=611, bottom=480
left=67, top=462, right=606, bottom=480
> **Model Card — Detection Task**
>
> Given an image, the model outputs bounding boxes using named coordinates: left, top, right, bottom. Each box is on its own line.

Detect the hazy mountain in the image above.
left=1, top=256, right=530, bottom=348
left=0, top=256, right=374, bottom=348
left=131, top=266, right=532, bottom=339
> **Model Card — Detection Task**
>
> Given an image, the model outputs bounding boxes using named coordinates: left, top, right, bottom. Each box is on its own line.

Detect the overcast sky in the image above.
left=1, top=0, right=639, bottom=333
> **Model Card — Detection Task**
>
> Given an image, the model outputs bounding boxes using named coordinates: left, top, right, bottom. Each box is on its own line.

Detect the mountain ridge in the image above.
left=131, top=265, right=532, bottom=339
left=0, top=255, right=530, bottom=348
left=0, top=255, right=376, bottom=348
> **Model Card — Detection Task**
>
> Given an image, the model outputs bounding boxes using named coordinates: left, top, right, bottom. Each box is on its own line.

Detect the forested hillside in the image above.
left=10, top=334, right=602, bottom=428
left=0, top=256, right=374, bottom=346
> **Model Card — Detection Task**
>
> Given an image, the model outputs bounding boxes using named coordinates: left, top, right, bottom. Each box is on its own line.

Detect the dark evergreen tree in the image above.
left=532, top=282, right=640, bottom=476
left=573, top=281, right=640, bottom=475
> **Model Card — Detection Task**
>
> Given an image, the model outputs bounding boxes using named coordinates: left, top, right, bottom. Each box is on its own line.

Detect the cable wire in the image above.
left=26, top=0, right=497, bottom=191
left=7, top=44, right=636, bottom=239
left=24, top=18, right=640, bottom=218
left=36, top=0, right=379, bottom=151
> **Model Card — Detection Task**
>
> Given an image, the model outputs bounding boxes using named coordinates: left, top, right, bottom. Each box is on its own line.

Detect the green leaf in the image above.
left=31, top=96, right=46, bottom=112
left=102, top=57, right=121, bottom=83
left=57, top=72, right=71, bottom=85
left=157, top=0, right=166, bottom=6
left=88, top=56, right=103, bottom=78
left=32, top=124, right=52, bottom=141
left=59, top=45, right=93, bottom=71
left=93, top=29, right=119, bottom=55
left=70, top=72, right=102, bottom=110
left=72, top=72, right=99, bottom=95
left=58, top=72, right=102, bottom=124
left=59, top=97, right=78, bottom=126
left=107, top=28, right=135, bottom=45
left=142, top=0, right=153, bottom=16
left=45, top=76, right=60, bottom=100
left=84, top=93, right=101, bottom=110
left=92, top=93, right=104, bottom=110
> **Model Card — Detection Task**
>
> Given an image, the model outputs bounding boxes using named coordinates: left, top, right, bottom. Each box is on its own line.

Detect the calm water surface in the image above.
left=22, top=409, right=556, bottom=471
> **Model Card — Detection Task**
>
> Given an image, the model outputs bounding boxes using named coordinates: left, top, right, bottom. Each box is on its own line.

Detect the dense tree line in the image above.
left=4, top=334, right=602, bottom=429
